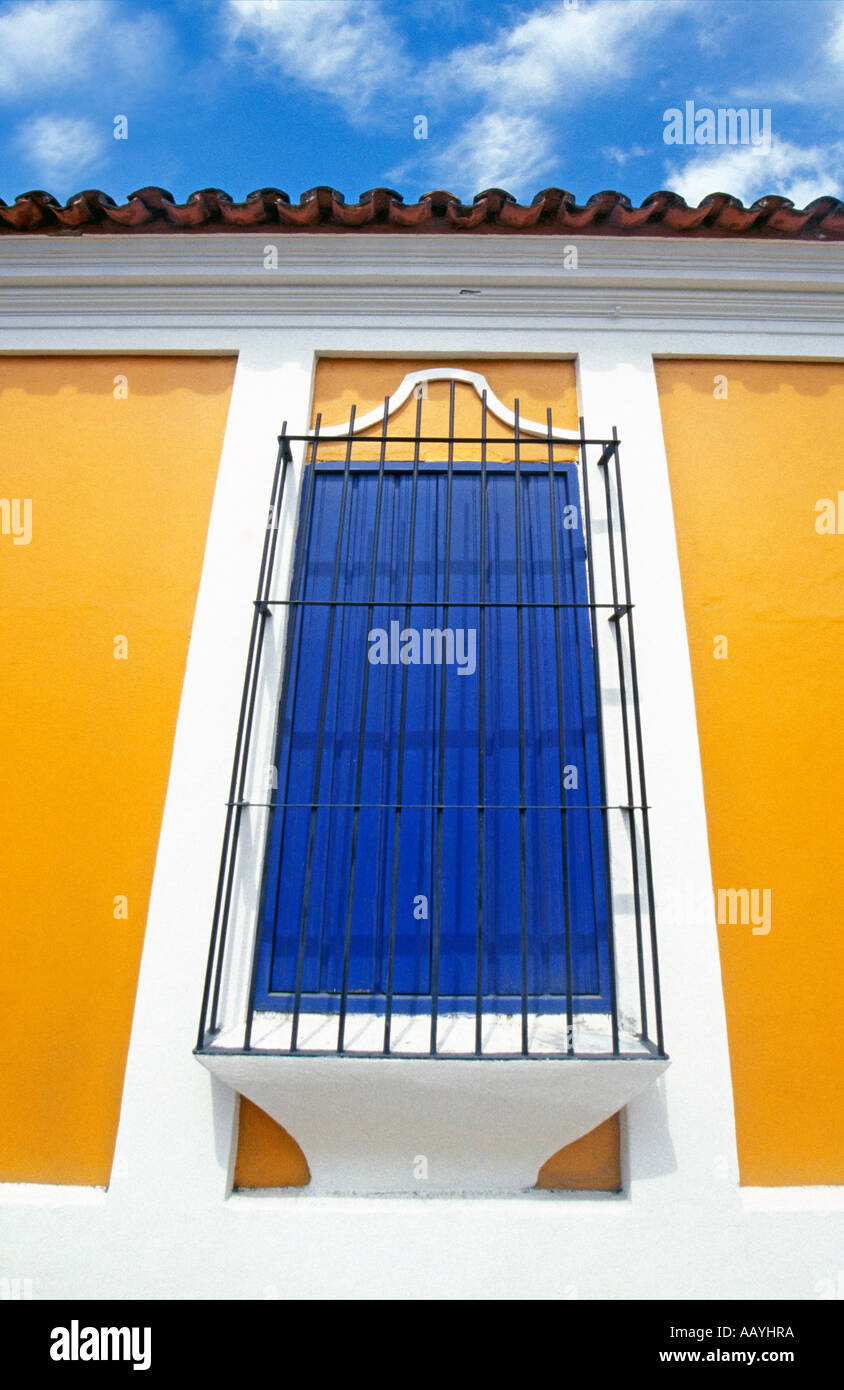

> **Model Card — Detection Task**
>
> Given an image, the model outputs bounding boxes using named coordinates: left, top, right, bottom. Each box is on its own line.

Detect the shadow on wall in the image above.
left=621, top=1074, right=678, bottom=1182
left=654, top=358, right=834, bottom=399
left=0, top=356, right=237, bottom=397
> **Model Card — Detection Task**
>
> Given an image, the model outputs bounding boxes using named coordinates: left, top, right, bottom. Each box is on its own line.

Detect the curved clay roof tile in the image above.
left=105, top=186, right=175, bottom=226
left=219, top=188, right=290, bottom=226
left=0, top=190, right=61, bottom=229
left=164, top=188, right=233, bottom=226
left=52, top=189, right=117, bottom=228
left=0, top=184, right=841, bottom=239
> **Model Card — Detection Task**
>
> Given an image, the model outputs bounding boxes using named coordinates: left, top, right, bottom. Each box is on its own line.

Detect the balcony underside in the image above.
left=198, top=1031, right=669, bottom=1194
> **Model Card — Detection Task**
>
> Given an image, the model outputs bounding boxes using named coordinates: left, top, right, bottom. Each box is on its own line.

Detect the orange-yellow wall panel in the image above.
left=234, top=1100, right=310, bottom=1189
left=0, top=355, right=235, bottom=1185
left=655, top=358, right=844, bottom=1185
left=537, top=1113, right=621, bottom=1191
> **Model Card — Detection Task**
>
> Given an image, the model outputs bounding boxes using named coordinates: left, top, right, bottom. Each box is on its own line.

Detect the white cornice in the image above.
left=0, top=234, right=841, bottom=335
left=0, top=232, right=841, bottom=286
left=0, top=285, right=840, bottom=333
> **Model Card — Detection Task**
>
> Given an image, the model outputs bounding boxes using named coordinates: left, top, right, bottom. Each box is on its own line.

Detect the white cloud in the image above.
left=0, top=0, right=170, bottom=100
left=437, top=0, right=681, bottom=107
left=14, top=113, right=105, bottom=182
left=705, top=83, right=812, bottom=107
left=664, top=139, right=844, bottom=208
left=604, top=143, right=650, bottom=167
left=226, top=0, right=410, bottom=119
left=426, top=111, right=556, bottom=193
left=827, top=3, right=844, bottom=67
left=417, top=0, right=682, bottom=197
left=0, top=0, right=102, bottom=95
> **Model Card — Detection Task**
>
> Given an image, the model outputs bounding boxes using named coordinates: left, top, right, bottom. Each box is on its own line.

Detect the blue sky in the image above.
left=1, top=0, right=842, bottom=208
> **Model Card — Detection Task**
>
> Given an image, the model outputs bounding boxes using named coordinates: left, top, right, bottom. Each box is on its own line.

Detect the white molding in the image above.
left=0, top=234, right=842, bottom=336
left=1, top=289, right=841, bottom=336
left=0, top=1185, right=107, bottom=1206
left=2, top=232, right=842, bottom=286
left=741, top=1187, right=844, bottom=1213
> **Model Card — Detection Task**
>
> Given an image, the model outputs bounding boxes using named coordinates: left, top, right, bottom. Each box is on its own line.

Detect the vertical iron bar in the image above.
left=579, top=417, right=620, bottom=1055
left=545, top=408, right=574, bottom=1054
left=384, top=390, right=423, bottom=1053
left=257, top=420, right=322, bottom=1039
left=612, top=427, right=664, bottom=1054
left=561, top=428, right=594, bottom=1058
left=338, top=397, right=390, bottom=1052
left=430, top=380, right=455, bottom=1055
left=214, top=430, right=291, bottom=1039
left=199, top=426, right=291, bottom=1048
left=514, top=401, right=529, bottom=1054
left=475, top=392, right=487, bottom=1055
left=599, top=441, right=648, bottom=1039
left=288, top=411, right=355, bottom=1052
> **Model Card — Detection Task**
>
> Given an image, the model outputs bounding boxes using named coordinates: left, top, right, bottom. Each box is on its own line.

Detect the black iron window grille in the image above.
left=196, top=383, right=664, bottom=1063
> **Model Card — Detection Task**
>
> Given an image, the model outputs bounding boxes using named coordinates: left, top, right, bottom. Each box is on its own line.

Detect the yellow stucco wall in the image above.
left=655, top=358, right=844, bottom=1185
left=234, top=354, right=620, bottom=1191
left=0, top=355, right=234, bottom=1185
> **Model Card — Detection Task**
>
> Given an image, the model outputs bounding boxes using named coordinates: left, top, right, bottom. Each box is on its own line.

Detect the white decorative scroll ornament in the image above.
left=315, top=367, right=580, bottom=443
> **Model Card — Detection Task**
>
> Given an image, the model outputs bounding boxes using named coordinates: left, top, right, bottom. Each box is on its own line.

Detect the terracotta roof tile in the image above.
left=1, top=185, right=842, bottom=239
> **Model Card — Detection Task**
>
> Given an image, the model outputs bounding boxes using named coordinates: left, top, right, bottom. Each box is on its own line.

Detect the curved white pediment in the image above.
left=316, top=366, right=580, bottom=443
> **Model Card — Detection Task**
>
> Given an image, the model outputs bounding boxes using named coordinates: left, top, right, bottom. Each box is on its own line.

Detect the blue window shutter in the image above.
left=254, top=460, right=609, bottom=1014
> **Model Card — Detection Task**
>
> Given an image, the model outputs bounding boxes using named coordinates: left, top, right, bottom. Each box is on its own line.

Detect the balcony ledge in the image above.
left=197, top=1043, right=669, bottom=1195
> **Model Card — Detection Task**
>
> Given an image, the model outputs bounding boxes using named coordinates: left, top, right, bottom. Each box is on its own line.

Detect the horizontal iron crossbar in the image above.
left=255, top=598, right=634, bottom=610
left=278, top=432, right=613, bottom=447
left=196, top=1045, right=665, bottom=1062
left=229, top=801, right=652, bottom=811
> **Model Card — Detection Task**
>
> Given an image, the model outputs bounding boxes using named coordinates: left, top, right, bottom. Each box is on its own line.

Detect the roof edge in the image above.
left=1, top=185, right=842, bottom=240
